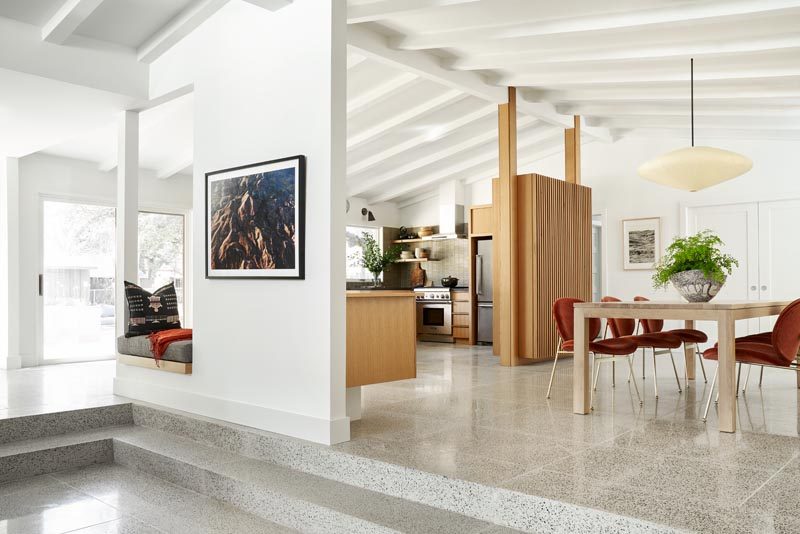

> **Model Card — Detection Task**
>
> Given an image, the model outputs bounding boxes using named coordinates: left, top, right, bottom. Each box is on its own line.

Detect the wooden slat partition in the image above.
left=491, top=177, right=501, bottom=356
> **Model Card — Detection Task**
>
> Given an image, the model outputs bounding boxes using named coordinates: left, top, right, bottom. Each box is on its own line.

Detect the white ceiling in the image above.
left=1, top=0, right=798, bottom=196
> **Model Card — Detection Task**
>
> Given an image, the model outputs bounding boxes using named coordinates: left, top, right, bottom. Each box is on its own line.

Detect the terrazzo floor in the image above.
left=335, top=342, right=800, bottom=533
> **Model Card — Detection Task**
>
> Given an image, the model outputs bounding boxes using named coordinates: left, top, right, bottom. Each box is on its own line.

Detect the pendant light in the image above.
left=637, top=58, right=752, bottom=192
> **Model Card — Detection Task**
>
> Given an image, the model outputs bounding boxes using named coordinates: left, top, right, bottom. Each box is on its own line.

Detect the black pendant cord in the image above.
left=690, top=57, right=694, bottom=147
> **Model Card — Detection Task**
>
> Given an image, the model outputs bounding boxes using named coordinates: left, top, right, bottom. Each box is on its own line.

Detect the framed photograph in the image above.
left=622, top=217, right=660, bottom=270
left=206, top=155, right=305, bottom=279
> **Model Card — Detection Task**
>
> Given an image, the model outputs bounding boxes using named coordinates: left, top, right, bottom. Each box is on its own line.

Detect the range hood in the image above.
left=431, top=181, right=466, bottom=239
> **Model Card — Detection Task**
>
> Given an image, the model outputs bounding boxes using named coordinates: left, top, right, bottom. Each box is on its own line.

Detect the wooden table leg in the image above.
left=717, top=312, right=737, bottom=432
left=684, top=319, right=696, bottom=381
left=573, top=309, right=591, bottom=414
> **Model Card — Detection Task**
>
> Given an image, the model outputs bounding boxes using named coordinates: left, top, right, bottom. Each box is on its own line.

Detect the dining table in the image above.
left=572, top=299, right=793, bottom=432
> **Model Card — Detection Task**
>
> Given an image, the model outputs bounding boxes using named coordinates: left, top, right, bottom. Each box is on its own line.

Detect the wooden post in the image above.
left=497, top=87, right=518, bottom=366
left=565, top=115, right=581, bottom=184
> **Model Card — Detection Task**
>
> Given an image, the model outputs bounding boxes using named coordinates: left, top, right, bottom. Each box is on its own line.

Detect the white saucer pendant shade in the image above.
left=637, top=146, right=753, bottom=192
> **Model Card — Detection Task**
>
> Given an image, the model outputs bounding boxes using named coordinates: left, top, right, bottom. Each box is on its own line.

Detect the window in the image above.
left=346, top=225, right=381, bottom=281
left=138, top=212, right=185, bottom=318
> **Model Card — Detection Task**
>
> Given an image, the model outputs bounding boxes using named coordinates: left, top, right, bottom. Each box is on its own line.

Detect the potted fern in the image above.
left=357, top=232, right=401, bottom=288
left=652, top=230, right=738, bottom=302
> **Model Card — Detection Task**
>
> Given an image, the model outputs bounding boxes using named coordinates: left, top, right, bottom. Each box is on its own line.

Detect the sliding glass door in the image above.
left=40, top=201, right=186, bottom=364
left=42, top=200, right=117, bottom=361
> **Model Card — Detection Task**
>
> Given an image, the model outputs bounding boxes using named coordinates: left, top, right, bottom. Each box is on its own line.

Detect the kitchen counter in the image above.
left=345, top=290, right=416, bottom=389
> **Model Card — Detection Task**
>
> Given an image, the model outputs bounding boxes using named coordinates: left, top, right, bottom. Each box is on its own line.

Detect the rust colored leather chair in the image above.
left=634, top=295, right=709, bottom=384
left=547, top=298, right=641, bottom=408
left=701, top=298, right=800, bottom=421
left=602, top=296, right=683, bottom=398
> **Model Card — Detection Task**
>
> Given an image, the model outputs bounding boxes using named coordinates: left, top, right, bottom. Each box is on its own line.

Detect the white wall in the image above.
left=346, top=196, right=399, bottom=228
left=469, top=135, right=800, bottom=305
left=16, top=153, right=192, bottom=368
left=115, top=1, right=348, bottom=445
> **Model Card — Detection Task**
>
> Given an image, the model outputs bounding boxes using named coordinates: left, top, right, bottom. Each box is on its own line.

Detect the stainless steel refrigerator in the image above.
left=475, top=239, right=493, bottom=344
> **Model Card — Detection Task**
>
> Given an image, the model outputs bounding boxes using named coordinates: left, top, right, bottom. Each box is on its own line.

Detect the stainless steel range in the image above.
left=414, top=287, right=453, bottom=342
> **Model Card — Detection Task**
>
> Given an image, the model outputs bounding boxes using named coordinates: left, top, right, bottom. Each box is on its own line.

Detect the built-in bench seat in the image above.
left=116, top=335, right=192, bottom=374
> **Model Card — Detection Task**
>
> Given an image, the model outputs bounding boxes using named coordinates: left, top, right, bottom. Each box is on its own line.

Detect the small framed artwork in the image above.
left=206, top=155, right=305, bottom=279
left=622, top=217, right=660, bottom=270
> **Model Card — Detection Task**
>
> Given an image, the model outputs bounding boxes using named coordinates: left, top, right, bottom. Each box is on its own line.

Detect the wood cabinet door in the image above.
left=757, top=198, right=800, bottom=331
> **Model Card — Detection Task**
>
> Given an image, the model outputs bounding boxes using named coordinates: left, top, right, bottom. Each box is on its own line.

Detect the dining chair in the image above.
left=546, top=298, right=641, bottom=408
left=634, top=295, right=709, bottom=384
left=701, top=298, right=800, bottom=421
left=602, top=296, right=683, bottom=399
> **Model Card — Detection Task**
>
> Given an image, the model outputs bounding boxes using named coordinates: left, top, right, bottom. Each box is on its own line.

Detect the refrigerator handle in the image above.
left=476, top=254, right=483, bottom=296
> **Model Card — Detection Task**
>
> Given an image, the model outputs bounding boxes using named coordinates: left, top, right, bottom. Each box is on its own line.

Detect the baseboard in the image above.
left=0, top=354, right=21, bottom=370
left=113, top=377, right=350, bottom=445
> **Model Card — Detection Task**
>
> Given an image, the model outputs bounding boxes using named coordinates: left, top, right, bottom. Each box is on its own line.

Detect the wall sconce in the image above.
left=361, top=208, right=376, bottom=222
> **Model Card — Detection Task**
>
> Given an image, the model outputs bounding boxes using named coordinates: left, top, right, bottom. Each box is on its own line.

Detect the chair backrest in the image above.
left=552, top=298, right=601, bottom=343
left=601, top=296, right=636, bottom=337
left=771, top=298, right=800, bottom=365
left=633, top=295, right=664, bottom=333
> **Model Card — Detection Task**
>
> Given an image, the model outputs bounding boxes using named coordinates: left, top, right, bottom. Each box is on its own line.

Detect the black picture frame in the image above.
left=205, top=155, right=306, bottom=279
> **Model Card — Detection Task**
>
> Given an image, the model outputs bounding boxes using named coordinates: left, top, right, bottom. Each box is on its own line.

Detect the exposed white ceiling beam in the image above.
left=494, top=65, right=800, bottom=87
left=240, top=0, right=292, bottom=9
left=42, top=0, right=105, bottom=44
left=347, top=72, right=418, bottom=117
left=367, top=129, right=561, bottom=202
left=0, top=17, right=147, bottom=99
left=347, top=89, right=465, bottom=150
left=616, top=128, right=800, bottom=141
left=347, top=0, right=479, bottom=23
left=347, top=25, right=612, bottom=141
left=448, top=35, right=800, bottom=71
left=157, top=151, right=194, bottom=179
left=347, top=104, right=495, bottom=175
left=348, top=53, right=367, bottom=69
left=517, top=97, right=612, bottom=142
left=557, top=101, right=800, bottom=117
left=137, top=0, right=230, bottom=64
left=391, top=0, right=800, bottom=50
left=397, top=189, right=439, bottom=209
left=348, top=116, right=537, bottom=196
left=586, top=115, right=800, bottom=130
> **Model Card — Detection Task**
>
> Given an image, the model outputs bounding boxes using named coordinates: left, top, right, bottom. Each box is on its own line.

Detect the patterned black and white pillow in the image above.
left=124, top=281, right=181, bottom=337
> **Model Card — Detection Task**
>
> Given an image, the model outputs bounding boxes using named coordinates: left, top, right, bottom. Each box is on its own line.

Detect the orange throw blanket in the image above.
left=148, top=328, right=192, bottom=365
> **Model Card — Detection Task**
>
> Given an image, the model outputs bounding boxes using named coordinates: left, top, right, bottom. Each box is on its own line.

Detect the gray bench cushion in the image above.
left=117, top=335, right=192, bottom=363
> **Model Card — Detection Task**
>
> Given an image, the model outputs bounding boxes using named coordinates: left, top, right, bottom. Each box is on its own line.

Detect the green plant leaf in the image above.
left=652, top=230, right=739, bottom=290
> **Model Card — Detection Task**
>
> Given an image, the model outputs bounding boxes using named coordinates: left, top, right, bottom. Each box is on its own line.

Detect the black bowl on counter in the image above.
left=441, top=277, right=459, bottom=288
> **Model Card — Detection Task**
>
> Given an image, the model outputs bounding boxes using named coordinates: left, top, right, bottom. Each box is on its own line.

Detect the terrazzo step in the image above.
left=130, top=404, right=679, bottom=533
left=0, top=403, right=134, bottom=444
left=112, top=426, right=500, bottom=534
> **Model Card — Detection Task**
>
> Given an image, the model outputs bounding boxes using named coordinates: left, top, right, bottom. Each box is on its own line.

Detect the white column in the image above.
left=115, top=111, right=139, bottom=338
left=0, top=157, right=20, bottom=369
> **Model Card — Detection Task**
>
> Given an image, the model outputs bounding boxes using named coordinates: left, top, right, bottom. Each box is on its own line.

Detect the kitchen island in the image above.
left=346, top=290, right=416, bottom=421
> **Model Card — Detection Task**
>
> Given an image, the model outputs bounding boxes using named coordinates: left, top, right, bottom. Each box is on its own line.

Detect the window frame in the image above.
left=346, top=225, right=383, bottom=283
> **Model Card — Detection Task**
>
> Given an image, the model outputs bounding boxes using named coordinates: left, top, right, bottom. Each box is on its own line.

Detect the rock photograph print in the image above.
left=622, top=217, right=660, bottom=270
left=206, top=155, right=305, bottom=279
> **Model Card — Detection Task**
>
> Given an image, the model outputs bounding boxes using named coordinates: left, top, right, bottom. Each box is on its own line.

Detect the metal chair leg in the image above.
left=669, top=349, right=682, bottom=393
left=742, top=364, right=753, bottom=394
left=736, top=362, right=742, bottom=398
left=642, top=347, right=646, bottom=379
left=612, top=361, right=616, bottom=388
left=593, top=357, right=602, bottom=391
left=590, top=357, right=601, bottom=411
left=703, top=367, right=719, bottom=422
left=626, top=355, right=642, bottom=405
left=652, top=348, right=658, bottom=398
left=546, top=345, right=561, bottom=399
left=759, top=366, right=764, bottom=387
left=697, top=345, right=707, bottom=383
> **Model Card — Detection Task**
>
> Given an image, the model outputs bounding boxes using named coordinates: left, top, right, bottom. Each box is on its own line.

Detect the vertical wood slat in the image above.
left=564, top=115, right=581, bottom=185
left=497, top=88, right=518, bottom=365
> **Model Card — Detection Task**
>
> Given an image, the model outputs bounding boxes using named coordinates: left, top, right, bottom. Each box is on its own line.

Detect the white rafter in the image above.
left=157, top=151, right=194, bottom=179
left=391, top=0, right=800, bottom=50
left=347, top=103, right=495, bottom=175
left=240, top=0, right=292, bottom=9
left=137, top=0, right=230, bottom=64
left=585, top=115, right=800, bottom=130
left=348, top=116, right=537, bottom=196
left=42, top=0, right=106, bottom=44
left=347, top=72, right=419, bottom=117
left=347, top=89, right=465, bottom=151
left=397, top=189, right=440, bottom=209
left=347, top=0, right=479, bottom=23
left=347, top=25, right=612, bottom=141
left=367, top=128, right=562, bottom=202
